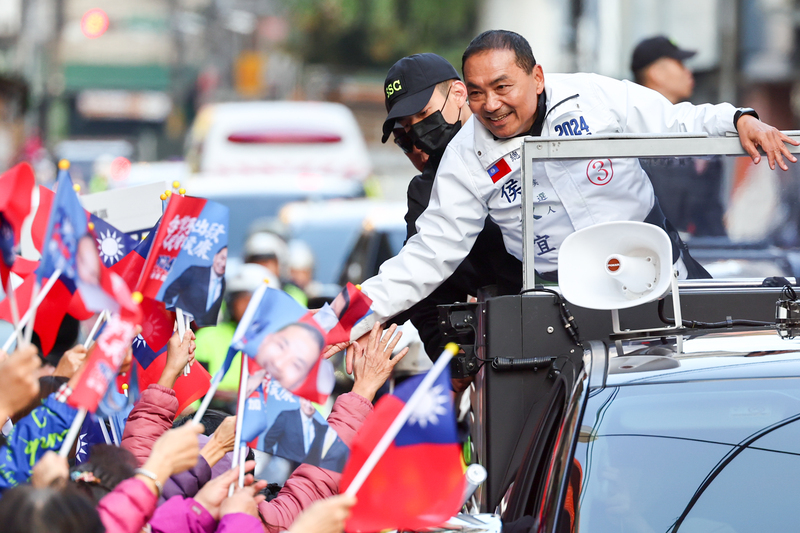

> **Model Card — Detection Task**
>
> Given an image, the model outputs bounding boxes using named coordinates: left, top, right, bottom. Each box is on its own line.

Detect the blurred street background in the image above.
left=4, top=0, right=800, bottom=287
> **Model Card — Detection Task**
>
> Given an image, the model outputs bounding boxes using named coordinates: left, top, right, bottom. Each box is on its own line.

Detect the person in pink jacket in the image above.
left=128, top=322, right=407, bottom=533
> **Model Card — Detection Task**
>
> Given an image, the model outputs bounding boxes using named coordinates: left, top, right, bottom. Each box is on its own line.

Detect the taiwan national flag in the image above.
left=136, top=195, right=228, bottom=327
left=487, top=157, right=511, bottom=183
left=340, top=364, right=465, bottom=532
left=0, top=163, right=35, bottom=288
left=32, top=185, right=137, bottom=270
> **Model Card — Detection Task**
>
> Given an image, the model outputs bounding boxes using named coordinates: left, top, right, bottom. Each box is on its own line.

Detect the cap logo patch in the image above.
left=385, top=79, right=403, bottom=99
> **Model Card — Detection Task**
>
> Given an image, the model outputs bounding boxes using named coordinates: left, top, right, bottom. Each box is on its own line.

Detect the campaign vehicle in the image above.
left=453, top=133, right=800, bottom=532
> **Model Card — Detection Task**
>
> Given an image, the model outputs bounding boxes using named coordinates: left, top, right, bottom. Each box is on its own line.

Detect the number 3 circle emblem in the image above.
left=587, top=159, right=613, bottom=186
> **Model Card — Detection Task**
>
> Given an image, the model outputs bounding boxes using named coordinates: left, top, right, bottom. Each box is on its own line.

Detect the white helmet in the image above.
left=288, top=240, right=315, bottom=271
left=244, top=232, right=288, bottom=273
left=226, top=263, right=280, bottom=294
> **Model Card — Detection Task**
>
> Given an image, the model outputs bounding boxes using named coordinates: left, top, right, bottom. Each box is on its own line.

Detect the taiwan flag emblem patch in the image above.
left=487, top=158, right=512, bottom=183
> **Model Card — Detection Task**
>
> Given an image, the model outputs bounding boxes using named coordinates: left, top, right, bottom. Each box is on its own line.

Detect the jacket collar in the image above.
left=473, top=81, right=579, bottom=169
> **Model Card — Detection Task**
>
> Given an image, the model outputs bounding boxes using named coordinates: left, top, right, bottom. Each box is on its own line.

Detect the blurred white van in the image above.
left=186, top=101, right=372, bottom=181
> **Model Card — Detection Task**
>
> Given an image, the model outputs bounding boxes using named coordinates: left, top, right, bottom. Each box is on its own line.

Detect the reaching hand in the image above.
left=158, top=329, right=196, bottom=389
left=200, top=415, right=236, bottom=467
left=737, top=115, right=799, bottom=171
left=0, top=344, right=41, bottom=420
left=349, top=322, right=409, bottom=402
left=289, top=494, right=357, bottom=533
left=322, top=341, right=350, bottom=360
left=219, top=474, right=268, bottom=519
left=195, top=461, right=264, bottom=520
left=31, top=451, right=69, bottom=488
left=53, top=344, right=88, bottom=378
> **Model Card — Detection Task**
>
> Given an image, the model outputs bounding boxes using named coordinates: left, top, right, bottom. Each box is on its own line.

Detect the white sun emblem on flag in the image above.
left=408, top=384, right=449, bottom=428
left=75, top=431, right=88, bottom=462
left=133, top=334, right=146, bottom=348
left=96, top=229, right=125, bottom=264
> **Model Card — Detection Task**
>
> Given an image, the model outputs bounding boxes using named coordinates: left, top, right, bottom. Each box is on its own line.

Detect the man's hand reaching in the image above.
left=737, top=115, right=799, bottom=171
left=349, top=322, right=409, bottom=402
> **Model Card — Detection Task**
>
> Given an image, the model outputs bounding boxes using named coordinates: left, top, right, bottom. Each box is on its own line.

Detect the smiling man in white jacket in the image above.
left=349, top=29, right=798, bottom=342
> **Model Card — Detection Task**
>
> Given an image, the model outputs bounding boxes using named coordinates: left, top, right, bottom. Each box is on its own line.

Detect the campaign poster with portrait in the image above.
left=136, top=195, right=229, bottom=327
left=241, top=377, right=349, bottom=473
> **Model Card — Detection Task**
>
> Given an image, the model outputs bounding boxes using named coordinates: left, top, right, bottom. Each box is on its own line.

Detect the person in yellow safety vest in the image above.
left=194, top=263, right=279, bottom=412
left=244, top=230, right=308, bottom=307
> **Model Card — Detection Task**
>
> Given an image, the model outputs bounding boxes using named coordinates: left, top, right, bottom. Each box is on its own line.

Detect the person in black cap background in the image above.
left=632, top=36, right=726, bottom=237
left=381, top=53, right=521, bottom=367
left=632, top=35, right=696, bottom=105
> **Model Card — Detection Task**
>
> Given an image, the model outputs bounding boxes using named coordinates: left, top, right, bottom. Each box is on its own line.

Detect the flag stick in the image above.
left=83, top=310, right=107, bottom=350
left=229, top=353, right=249, bottom=496
left=108, top=415, right=120, bottom=446
left=344, top=344, right=458, bottom=497
left=193, top=281, right=269, bottom=423
left=237, top=446, right=247, bottom=489
left=59, top=407, right=88, bottom=457
left=98, top=417, right=112, bottom=445
left=23, top=279, right=40, bottom=345
left=192, top=365, right=225, bottom=425
left=176, top=308, right=191, bottom=376
left=2, top=269, right=62, bottom=352
left=5, top=277, right=23, bottom=349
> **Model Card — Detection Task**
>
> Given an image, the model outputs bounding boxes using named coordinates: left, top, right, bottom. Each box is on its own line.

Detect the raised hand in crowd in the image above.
left=30, top=451, right=69, bottom=489
left=349, top=322, right=409, bottom=402
left=135, top=422, right=204, bottom=497
left=288, top=494, right=357, bottom=533
left=195, top=460, right=265, bottom=521
left=199, top=415, right=236, bottom=467
left=220, top=477, right=270, bottom=520
left=0, top=344, right=41, bottom=421
left=157, top=329, right=197, bottom=389
left=53, top=344, right=88, bottom=379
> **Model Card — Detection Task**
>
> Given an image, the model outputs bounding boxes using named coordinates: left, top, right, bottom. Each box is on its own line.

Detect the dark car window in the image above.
left=572, top=379, right=800, bottom=533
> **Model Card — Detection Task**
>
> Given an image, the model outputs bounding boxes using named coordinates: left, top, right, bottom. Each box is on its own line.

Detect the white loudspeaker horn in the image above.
left=558, top=221, right=673, bottom=310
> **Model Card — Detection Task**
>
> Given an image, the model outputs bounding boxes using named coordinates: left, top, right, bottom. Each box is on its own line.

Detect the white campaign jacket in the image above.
left=359, top=72, right=738, bottom=330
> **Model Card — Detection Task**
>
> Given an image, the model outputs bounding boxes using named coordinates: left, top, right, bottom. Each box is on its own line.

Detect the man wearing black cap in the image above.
left=632, top=36, right=726, bottom=236
left=343, top=30, right=798, bottom=347
left=381, top=53, right=521, bottom=362
left=632, top=36, right=696, bottom=105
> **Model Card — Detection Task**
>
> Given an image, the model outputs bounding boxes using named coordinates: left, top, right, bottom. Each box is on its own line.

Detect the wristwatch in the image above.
left=734, top=107, right=759, bottom=131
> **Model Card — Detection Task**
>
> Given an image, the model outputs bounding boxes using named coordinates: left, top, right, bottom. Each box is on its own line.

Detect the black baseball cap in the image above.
left=381, top=53, right=459, bottom=143
left=631, top=36, right=696, bottom=72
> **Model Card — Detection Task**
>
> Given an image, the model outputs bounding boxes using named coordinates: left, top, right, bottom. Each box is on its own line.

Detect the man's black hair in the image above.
left=462, top=30, right=536, bottom=75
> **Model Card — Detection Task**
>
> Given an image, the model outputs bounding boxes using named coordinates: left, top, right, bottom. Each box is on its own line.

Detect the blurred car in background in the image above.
left=687, top=236, right=800, bottom=279
left=185, top=101, right=372, bottom=181
left=277, top=199, right=406, bottom=295
left=186, top=175, right=365, bottom=265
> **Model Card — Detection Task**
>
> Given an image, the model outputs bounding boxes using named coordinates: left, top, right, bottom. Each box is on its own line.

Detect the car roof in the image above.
left=604, top=331, right=800, bottom=386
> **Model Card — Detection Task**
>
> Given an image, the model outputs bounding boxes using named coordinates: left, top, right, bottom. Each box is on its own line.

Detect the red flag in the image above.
left=135, top=356, right=211, bottom=414
left=30, top=185, right=53, bottom=254
left=68, top=313, right=139, bottom=413
left=138, top=296, right=174, bottom=353
left=0, top=163, right=35, bottom=242
left=340, top=366, right=464, bottom=532
left=0, top=163, right=35, bottom=287
left=11, top=257, right=39, bottom=277
left=0, top=274, right=72, bottom=354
